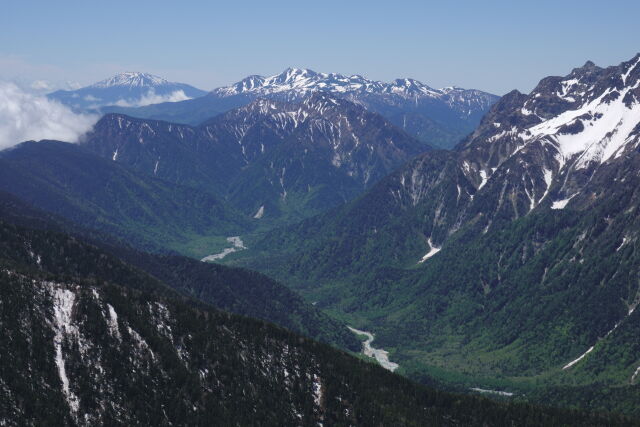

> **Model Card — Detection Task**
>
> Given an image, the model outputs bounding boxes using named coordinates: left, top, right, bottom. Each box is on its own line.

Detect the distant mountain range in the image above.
left=102, top=68, right=499, bottom=148
left=47, top=72, right=207, bottom=110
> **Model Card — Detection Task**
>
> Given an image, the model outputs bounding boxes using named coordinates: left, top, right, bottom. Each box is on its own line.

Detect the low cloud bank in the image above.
left=113, top=89, right=191, bottom=107
left=0, top=82, right=98, bottom=150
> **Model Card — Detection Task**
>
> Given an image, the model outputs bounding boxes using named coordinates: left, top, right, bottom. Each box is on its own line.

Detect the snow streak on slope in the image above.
left=562, top=346, right=595, bottom=370
left=419, top=238, right=441, bottom=263
left=51, top=285, right=80, bottom=415
left=562, top=301, right=637, bottom=370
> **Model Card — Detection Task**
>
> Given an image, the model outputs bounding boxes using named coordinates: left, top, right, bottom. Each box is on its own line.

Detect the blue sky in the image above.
left=1, top=0, right=638, bottom=94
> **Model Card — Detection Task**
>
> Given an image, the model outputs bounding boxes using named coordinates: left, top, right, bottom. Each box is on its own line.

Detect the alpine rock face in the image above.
left=106, top=67, right=498, bottom=148
left=451, top=53, right=640, bottom=231
left=48, top=72, right=207, bottom=111
left=83, top=92, right=428, bottom=221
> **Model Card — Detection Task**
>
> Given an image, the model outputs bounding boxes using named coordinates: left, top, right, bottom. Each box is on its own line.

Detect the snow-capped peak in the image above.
left=90, top=72, right=170, bottom=89
left=464, top=53, right=640, bottom=191
left=518, top=55, right=640, bottom=169
left=212, top=67, right=484, bottom=101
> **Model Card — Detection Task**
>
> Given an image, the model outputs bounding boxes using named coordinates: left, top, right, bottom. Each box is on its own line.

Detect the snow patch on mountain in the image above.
left=551, top=196, right=574, bottom=210
left=419, top=238, right=441, bottom=263
left=526, top=82, right=640, bottom=169
left=312, top=374, right=323, bottom=408
left=50, top=285, right=81, bottom=415
left=478, top=169, right=489, bottom=189
left=253, top=205, right=265, bottom=219
left=106, top=304, right=121, bottom=340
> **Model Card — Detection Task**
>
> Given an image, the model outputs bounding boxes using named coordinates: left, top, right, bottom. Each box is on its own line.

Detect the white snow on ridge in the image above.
left=213, top=67, right=487, bottom=102
left=90, top=72, right=169, bottom=88
left=622, top=56, right=640, bottom=84
left=524, top=80, right=640, bottom=170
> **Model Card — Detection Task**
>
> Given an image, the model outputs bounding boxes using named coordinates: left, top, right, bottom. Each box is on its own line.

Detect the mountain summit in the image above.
left=213, top=67, right=469, bottom=103
left=47, top=72, right=207, bottom=111
left=88, top=72, right=171, bottom=88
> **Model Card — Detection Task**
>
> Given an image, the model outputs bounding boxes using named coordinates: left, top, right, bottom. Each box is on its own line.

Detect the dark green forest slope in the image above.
left=1, top=221, right=629, bottom=426
left=0, top=192, right=357, bottom=351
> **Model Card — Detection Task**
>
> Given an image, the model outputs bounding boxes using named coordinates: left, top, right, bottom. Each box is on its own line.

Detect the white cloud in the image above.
left=30, top=80, right=52, bottom=91
left=65, top=81, right=83, bottom=90
left=113, top=89, right=191, bottom=107
left=0, top=82, right=98, bottom=150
